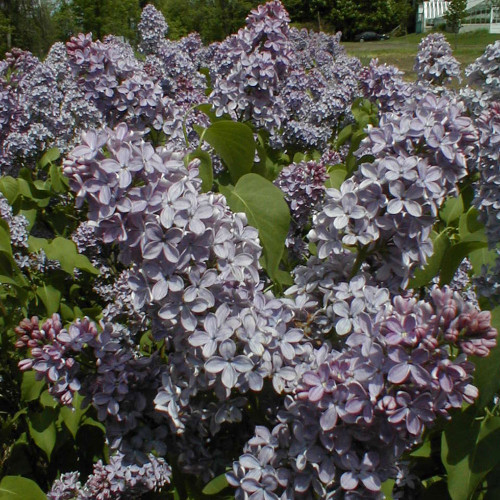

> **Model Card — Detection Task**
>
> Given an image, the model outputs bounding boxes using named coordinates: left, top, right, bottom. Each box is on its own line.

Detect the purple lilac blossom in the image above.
left=473, top=102, right=500, bottom=305
left=49, top=452, right=171, bottom=499
left=63, top=121, right=311, bottom=477
left=230, top=287, right=496, bottom=498
left=208, top=0, right=294, bottom=131
left=274, top=160, right=328, bottom=259
left=414, top=33, right=461, bottom=85
left=465, top=40, right=500, bottom=102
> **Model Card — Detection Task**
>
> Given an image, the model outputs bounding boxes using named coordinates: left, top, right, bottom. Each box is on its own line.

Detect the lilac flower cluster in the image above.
left=138, top=6, right=207, bottom=107
left=0, top=44, right=104, bottom=175
left=276, top=160, right=328, bottom=226
left=271, top=28, right=361, bottom=150
left=208, top=0, right=294, bottom=131
left=359, top=58, right=410, bottom=112
left=275, top=160, right=328, bottom=258
left=229, top=287, right=497, bottom=498
left=48, top=452, right=171, bottom=499
left=0, top=193, right=28, bottom=250
left=63, top=122, right=310, bottom=476
left=0, top=50, right=62, bottom=173
left=472, top=102, right=500, bottom=304
left=414, top=33, right=461, bottom=85
left=15, top=315, right=97, bottom=405
left=465, top=40, right=500, bottom=102
left=137, top=4, right=169, bottom=55
left=351, top=90, right=477, bottom=289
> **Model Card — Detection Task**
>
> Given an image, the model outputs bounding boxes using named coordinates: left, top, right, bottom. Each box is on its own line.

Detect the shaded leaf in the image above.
left=0, top=476, right=46, bottom=499
left=0, top=177, right=20, bottom=204
left=36, top=284, right=61, bottom=316
left=60, top=393, right=87, bottom=439
left=21, top=371, right=45, bottom=402
left=442, top=409, right=500, bottom=500
left=28, top=236, right=99, bottom=276
left=28, top=408, right=58, bottom=460
left=440, top=240, right=488, bottom=285
left=185, top=150, right=213, bottom=193
left=325, top=165, right=347, bottom=189
left=202, top=473, right=229, bottom=495
left=199, top=121, right=255, bottom=183
left=472, top=306, right=500, bottom=409
left=220, top=174, right=290, bottom=282
left=40, top=390, right=58, bottom=409
left=440, top=195, right=464, bottom=225
left=409, top=231, right=450, bottom=289
left=39, top=147, right=60, bottom=168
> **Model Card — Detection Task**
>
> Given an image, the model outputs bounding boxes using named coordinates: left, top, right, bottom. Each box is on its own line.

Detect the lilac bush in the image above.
left=2, top=2, right=500, bottom=499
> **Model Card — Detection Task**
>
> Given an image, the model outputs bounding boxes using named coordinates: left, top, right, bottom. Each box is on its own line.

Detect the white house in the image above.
left=416, top=0, right=500, bottom=33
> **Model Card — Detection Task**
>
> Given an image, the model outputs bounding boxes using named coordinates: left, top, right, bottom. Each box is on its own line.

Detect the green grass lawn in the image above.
left=341, top=30, right=500, bottom=80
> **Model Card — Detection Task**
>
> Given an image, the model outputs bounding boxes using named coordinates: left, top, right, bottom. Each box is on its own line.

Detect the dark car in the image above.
left=354, top=31, right=390, bottom=42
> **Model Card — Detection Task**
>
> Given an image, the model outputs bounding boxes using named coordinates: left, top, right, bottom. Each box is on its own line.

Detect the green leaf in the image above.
left=335, top=124, right=353, bottom=148
left=202, top=473, right=229, bottom=495
left=27, top=408, right=58, bottom=460
left=0, top=476, right=46, bottom=499
left=411, top=438, right=432, bottom=458
left=468, top=244, right=498, bottom=277
left=440, top=240, right=488, bottom=285
left=36, top=284, right=61, bottom=316
left=325, top=165, right=347, bottom=189
left=442, top=409, right=500, bottom=500
left=0, top=221, right=13, bottom=258
left=0, top=176, right=20, bottom=204
left=420, top=479, right=452, bottom=499
left=409, top=231, right=451, bottom=289
left=199, top=121, right=255, bottom=183
left=21, top=371, right=45, bottom=402
left=185, top=150, right=213, bottom=192
left=60, top=393, right=87, bottom=439
left=28, top=236, right=99, bottom=276
left=472, top=306, right=500, bottom=409
left=49, top=163, right=68, bottom=193
left=440, top=195, right=464, bottom=225
left=60, top=302, right=75, bottom=321
left=40, top=390, right=58, bottom=408
left=220, top=174, right=290, bottom=281
left=39, top=147, right=60, bottom=168
left=80, top=416, right=106, bottom=433
left=459, top=207, right=484, bottom=239
left=380, top=479, right=394, bottom=499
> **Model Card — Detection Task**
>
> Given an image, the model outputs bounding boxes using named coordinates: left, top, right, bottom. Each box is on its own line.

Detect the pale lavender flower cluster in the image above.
left=351, top=91, right=477, bottom=289
left=414, top=33, right=461, bottom=85
left=272, top=28, right=361, bottom=150
left=137, top=4, right=169, bottom=55
left=137, top=6, right=207, bottom=112
left=0, top=50, right=63, bottom=173
left=209, top=0, right=294, bottom=131
left=229, top=287, right=496, bottom=498
left=48, top=452, right=171, bottom=499
left=275, top=160, right=328, bottom=258
left=63, top=122, right=311, bottom=476
left=275, top=160, right=328, bottom=226
left=465, top=40, right=500, bottom=102
left=359, top=58, right=410, bottom=111
left=0, top=45, right=104, bottom=175
left=0, top=193, right=28, bottom=249
left=473, top=102, right=500, bottom=304
left=65, top=33, right=162, bottom=129
left=15, top=315, right=98, bottom=405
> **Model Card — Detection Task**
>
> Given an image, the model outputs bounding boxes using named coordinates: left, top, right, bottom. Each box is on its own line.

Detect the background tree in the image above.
left=445, top=0, right=467, bottom=34
left=0, top=0, right=57, bottom=56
